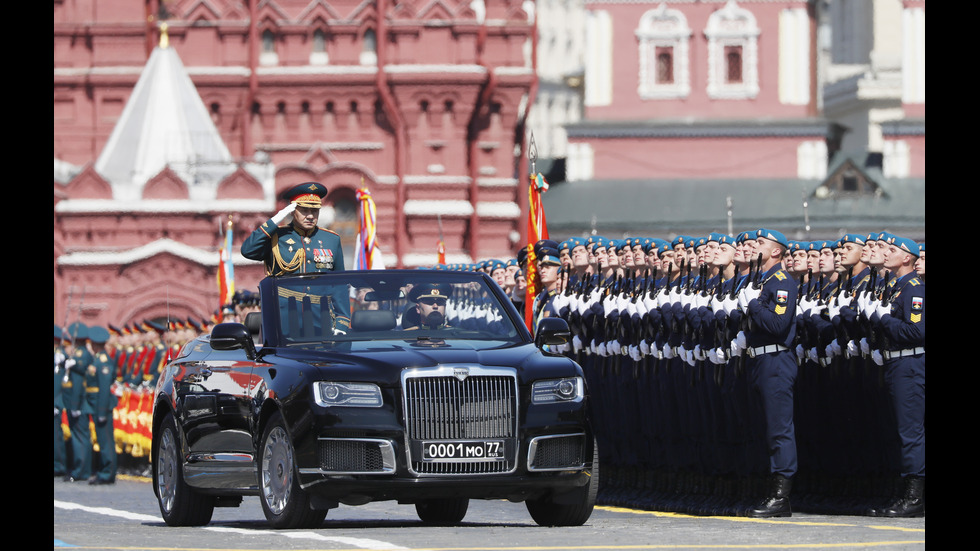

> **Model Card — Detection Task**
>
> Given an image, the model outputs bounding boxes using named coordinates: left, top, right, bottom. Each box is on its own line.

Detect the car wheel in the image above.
left=259, top=411, right=327, bottom=529
left=526, top=442, right=599, bottom=526
left=153, top=412, right=215, bottom=526
left=415, top=498, right=469, bottom=525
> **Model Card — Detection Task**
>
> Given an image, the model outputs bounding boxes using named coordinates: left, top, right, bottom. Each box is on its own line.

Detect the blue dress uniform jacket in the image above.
left=874, top=271, right=925, bottom=478
left=242, top=219, right=345, bottom=277
left=744, top=265, right=799, bottom=478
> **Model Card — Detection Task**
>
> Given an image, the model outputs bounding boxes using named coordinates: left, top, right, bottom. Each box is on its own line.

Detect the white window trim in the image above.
left=705, top=1, right=760, bottom=100
left=636, top=4, right=692, bottom=100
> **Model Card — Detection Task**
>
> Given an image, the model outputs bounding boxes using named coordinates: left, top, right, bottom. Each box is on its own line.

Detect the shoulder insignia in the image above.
left=774, top=270, right=787, bottom=281
left=318, top=226, right=340, bottom=236
left=910, top=278, right=921, bottom=286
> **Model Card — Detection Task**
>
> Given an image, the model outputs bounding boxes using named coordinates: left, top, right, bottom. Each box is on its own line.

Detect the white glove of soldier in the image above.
left=639, top=339, right=650, bottom=355
left=271, top=202, right=298, bottom=225
left=662, top=343, right=676, bottom=360
left=796, top=344, right=805, bottom=361
left=798, top=296, right=816, bottom=317
left=730, top=339, right=742, bottom=359
left=572, top=334, right=583, bottom=354
left=828, top=338, right=841, bottom=357
left=875, top=301, right=891, bottom=318
left=836, top=294, right=853, bottom=308
left=65, top=358, right=76, bottom=370
left=333, top=327, right=347, bottom=336
left=715, top=347, right=728, bottom=364
left=807, top=347, right=819, bottom=363
left=826, top=300, right=843, bottom=318
left=862, top=298, right=880, bottom=319
left=860, top=338, right=870, bottom=355
left=722, top=295, right=738, bottom=314
left=871, top=349, right=884, bottom=366
left=597, top=342, right=608, bottom=357
left=629, top=345, right=642, bottom=362
left=735, top=330, right=747, bottom=351
left=54, top=351, right=66, bottom=366
left=846, top=339, right=859, bottom=358
left=738, top=287, right=761, bottom=311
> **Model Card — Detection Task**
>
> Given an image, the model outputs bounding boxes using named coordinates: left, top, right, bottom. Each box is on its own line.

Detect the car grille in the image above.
left=403, top=368, right=518, bottom=475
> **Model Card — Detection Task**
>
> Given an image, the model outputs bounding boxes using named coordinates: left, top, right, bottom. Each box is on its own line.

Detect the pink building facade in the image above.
left=54, top=0, right=536, bottom=328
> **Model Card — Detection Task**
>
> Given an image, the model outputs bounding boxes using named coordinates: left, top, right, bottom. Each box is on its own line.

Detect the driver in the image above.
left=404, top=283, right=453, bottom=330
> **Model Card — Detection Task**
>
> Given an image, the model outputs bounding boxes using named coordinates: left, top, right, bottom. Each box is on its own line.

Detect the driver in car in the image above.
left=403, top=283, right=453, bottom=330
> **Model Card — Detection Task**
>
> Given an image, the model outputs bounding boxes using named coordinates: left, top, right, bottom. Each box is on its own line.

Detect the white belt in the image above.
left=747, top=344, right=789, bottom=358
left=883, top=347, right=925, bottom=360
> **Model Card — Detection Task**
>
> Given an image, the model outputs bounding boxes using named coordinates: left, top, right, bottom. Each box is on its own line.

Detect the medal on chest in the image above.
left=313, top=247, right=334, bottom=269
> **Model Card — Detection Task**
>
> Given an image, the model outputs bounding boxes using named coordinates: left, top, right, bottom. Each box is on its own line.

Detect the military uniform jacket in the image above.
left=64, top=346, right=93, bottom=412
left=242, top=219, right=345, bottom=276
left=745, top=266, right=797, bottom=349
left=84, top=351, right=117, bottom=418
left=874, top=272, right=925, bottom=352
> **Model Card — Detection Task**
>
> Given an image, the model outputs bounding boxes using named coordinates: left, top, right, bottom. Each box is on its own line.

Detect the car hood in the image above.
left=265, top=341, right=578, bottom=385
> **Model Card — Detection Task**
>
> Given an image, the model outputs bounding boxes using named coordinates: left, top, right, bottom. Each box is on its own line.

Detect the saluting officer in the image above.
left=242, top=181, right=346, bottom=276
left=243, top=181, right=351, bottom=334
left=85, top=326, right=118, bottom=484
left=737, top=229, right=799, bottom=517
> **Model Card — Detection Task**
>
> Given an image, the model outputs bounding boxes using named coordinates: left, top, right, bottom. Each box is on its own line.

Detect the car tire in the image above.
left=415, top=498, right=469, bottom=525
left=153, top=412, right=215, bottom=526
left=259, top=411, right=328, bottom=529
left=525, top=441, right=599, bottom=526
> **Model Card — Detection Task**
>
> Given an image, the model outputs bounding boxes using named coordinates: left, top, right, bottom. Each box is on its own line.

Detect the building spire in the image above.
left=159, top=22, right=169, bottom=49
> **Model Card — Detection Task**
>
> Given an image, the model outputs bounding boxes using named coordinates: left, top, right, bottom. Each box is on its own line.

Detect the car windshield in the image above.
left=263, top=270, right=526, bottom=348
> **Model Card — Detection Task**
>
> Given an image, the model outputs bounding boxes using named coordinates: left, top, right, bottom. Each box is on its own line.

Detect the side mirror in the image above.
left=210, top=322, right=257, bottom=360
left=534, top=317, right=571, bottom=348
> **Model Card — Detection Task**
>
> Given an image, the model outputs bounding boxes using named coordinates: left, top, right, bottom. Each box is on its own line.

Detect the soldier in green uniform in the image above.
left=62, top=321, right=93, bottom=482
left=84, top=326, right=118, bottom=484
left=54, top=325, right=69, bottom=478
left=403, top=283, right=454, bottom=330
left=242, top=181, right=350, bottom=335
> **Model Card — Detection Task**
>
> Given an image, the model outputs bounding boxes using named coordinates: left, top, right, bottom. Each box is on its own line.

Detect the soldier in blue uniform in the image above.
left=738, top=229, right=799, bottom=517
left=531, top=246, right=563, bottom=336
left=865, top=235, right=925, bottom=517
left=85, top=326, right=118, bottom=484
left=62, top=321, right=93, bottom=482
left=242, top=181, right=350, bottom=334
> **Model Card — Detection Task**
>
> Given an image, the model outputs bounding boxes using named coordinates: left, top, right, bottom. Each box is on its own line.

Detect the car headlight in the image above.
left=313, top=382, right=383, bottom=407
left=531, top=377, right=584, bottom=404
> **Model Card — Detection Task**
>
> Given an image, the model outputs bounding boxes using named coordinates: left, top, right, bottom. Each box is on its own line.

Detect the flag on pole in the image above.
left=217, top=216, right=235, bottom=321
left=354, top=186, right=385, bottom=270
left=437, top=240, right=446, bottom=265
left=524, top=172, right=550, bottom=331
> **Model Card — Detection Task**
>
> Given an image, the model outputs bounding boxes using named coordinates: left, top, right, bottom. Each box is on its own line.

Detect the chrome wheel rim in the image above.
left=261, top=426, right=293, bottom=515
left=157, top=428, right=178, bottom=513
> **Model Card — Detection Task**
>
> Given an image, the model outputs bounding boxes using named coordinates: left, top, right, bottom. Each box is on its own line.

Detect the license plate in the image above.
left=422, top=440, right=505, bottom=461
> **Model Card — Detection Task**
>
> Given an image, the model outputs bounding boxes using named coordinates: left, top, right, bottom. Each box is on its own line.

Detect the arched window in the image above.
left=635, top=5, right=691, bottom=99
left=360, top=29, right=377, bottom=66
left=260, top=29, right=279, bottom=66
left=705, top=1, right=759, bottom=99
left=310, top=28, right=329, bottom=65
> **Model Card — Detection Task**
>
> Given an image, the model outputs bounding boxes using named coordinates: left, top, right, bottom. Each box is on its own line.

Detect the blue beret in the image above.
left=889, top=235, right=920, bottom=257
left=717, top=234, right=735, bottom=247
left=671, top=236, right=687, bottom=248
left=840, top=233, right=866, bottom=245
left=755, top=228, right=788, bottom=248
left=918, top=242, right=925, bottom=253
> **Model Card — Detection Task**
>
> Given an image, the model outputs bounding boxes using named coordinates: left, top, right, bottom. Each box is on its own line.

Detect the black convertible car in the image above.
left=151, top=270, right=597, bottom=528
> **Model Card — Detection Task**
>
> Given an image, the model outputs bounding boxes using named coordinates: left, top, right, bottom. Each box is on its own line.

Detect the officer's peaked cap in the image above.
left=283, top=181, right=328, bottom=208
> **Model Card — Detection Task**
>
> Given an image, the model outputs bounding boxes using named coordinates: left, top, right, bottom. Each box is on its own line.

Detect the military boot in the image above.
left=880, top=476, right=924, bottom=518
left=746, top=473, right=793, bottom=518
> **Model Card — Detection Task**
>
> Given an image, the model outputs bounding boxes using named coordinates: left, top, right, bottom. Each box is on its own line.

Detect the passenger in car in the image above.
left=403, top=283, right=453, bottom=330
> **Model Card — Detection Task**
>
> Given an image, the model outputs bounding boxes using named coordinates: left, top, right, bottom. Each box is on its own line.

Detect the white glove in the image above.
left=271, top=202, right=297, bottom=225
left=54, top=352, right=66, bottom=366
left=333, top=327, right=347, bottom=336
left=875, top=301, right=891, bottom=318
left=871, top=349, right=884, bottom=366
left=807, top=347, right=819, bottom=363
left=795, top=344, right=805, bottom=361
left=710, top=295, right=724, bottom=314
left=65, top=358, right=76, bottom=370
left=662, top=343, right=676, bottom=359
left=738, top=287, right=761, bottom=311
left=836, top=294, right=853, bottom=308
left=798, top=296, right=816, bottom=317
left=722, top=295, right=738, bottom=314
left=639, top=339, right=650, bottom=355
left=735, top=331, right=747, bottom=351
left=826, top=301, right=842, bottom=318
left=860, top=338, right=870, bottom=355
left=597, top=342, right=608, bottom=357
left=629, top=345, right=642, bottom=362
left=715, top=347, right=728, bottom=364
left=846, top=340, right=859, bottom=357
left=572, top=335, right=583, bottom=353
left=828, top=338, right=841, bottom=356
left=730, top=339, right=742, bottom=359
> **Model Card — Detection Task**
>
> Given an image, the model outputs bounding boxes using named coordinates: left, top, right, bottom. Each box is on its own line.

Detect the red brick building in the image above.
left=54, top=0, right=536, bottom=327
